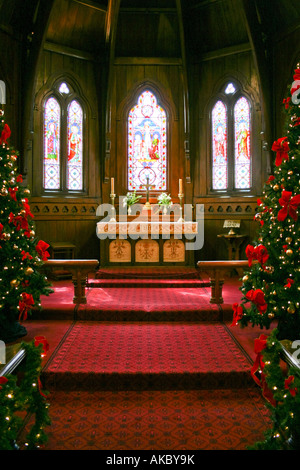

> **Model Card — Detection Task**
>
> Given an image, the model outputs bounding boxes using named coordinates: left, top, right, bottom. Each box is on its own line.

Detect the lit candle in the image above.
left=111, top=177, right=114, bottom=194
left=179, top=179, right=183, bottom=194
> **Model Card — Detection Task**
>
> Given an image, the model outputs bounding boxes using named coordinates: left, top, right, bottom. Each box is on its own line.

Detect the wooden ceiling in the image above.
left=1, top=0, right=300, bottom=62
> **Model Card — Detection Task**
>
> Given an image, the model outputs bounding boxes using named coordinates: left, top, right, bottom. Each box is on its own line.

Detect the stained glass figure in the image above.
left=44, top=97, right=60, bottom=189
left=212, top=100, right=227, bottom=190
left=234, top=97, right=251, bottom=189
left=67, top=100, right=83, bottom=190
left=128, top=90, right=167, bottom=191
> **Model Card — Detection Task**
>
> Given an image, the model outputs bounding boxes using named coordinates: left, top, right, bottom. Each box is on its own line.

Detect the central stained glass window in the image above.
left=128, top=90, right=167, bottom=191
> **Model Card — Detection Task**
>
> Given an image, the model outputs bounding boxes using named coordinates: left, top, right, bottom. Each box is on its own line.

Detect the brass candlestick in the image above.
left=178, top=193, right=184, bottom=222
left=110, top=193, right=116, bottom=221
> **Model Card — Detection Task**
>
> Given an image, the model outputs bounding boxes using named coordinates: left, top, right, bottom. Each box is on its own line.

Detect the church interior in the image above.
left=1, top=0, right=300, bottom=452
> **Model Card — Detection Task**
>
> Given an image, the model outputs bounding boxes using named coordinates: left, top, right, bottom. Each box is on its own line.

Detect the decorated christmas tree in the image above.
left=0, top=109, right=52, bottom=343
left=232, top=65, right=300, bottom=341
left=232, top=66, right=300, bottom=449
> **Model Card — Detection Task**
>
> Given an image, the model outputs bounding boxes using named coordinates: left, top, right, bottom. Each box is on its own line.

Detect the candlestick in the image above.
left=179, top=179, right=183, bottom=194
left=111, top=177, right=114, bottom=194
left=178, top=192, right=184, bottom=222
left=110, top=192, right=116, bottom=221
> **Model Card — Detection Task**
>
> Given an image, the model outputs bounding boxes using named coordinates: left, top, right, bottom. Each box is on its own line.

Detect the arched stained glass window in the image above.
left=210, top=83, right=252, bottom=192
left=212, top=101, right=227, bottom=190
left=67, top=100, right=83, bottom=190
left=128, top=90, right=167, bottom=191
left=42, top=82, right=85, bottom=193
left=44, top=97, right=61, bottom=190
left=234, top=97, right=251, bottom=189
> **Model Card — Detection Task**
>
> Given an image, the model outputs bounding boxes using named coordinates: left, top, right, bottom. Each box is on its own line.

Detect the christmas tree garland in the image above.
left=0, top=109, right=53, bottom=342
left=0, top=337, right=51, bottom=450
left=232, top=65, right=300, bottom=449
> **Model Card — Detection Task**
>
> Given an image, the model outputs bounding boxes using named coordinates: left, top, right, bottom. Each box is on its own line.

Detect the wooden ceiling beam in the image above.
left=242, top=0, right=273, bottom=173
left=71, top=0, right=107, bottom=13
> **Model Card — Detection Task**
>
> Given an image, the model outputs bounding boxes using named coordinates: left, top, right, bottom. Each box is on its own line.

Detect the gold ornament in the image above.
left=287, top=305, right=296, bottom=314
left=268, top=312, right=275, bottom=319
left=23, top=188, right=30, bottom=195
left=286, top=249, right=293, bottom=256
left=25, top=267, right=34, bottom=275
left=273, top=184, right=279, bottom=191
left=0, top=187, right=8, bottom=196
left=10, top=279, right=19, bottom=287
left=285, top=237, right=292, bottom=244
left=242, top=275, right=249, bottom=282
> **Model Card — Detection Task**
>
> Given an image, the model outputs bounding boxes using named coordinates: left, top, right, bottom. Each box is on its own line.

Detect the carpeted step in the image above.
left=42, top=322, right=254, bottom=391
left=77, top=286, right=221, bottom=322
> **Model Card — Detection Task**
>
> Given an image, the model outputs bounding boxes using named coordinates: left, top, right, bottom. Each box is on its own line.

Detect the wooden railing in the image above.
left=197, top=260, right=251, bottom=304
left=44, top=259, right=99, bottom=304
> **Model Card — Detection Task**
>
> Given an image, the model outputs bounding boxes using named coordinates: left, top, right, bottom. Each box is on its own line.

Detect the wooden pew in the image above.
left=197, top=260, right=251, bottom=304
left=44, top=259, right=99, bottom=304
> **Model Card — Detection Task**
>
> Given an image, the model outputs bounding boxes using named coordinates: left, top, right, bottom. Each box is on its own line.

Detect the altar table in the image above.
left=96, top=219, right=198, bottom=266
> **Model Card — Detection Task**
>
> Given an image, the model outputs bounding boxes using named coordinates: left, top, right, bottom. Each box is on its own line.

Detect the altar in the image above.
left=96, top=214, right=199, bottom=267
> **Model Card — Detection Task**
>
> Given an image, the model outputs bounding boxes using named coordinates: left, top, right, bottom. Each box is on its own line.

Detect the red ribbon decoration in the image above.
left=0, top=376, right=8, bottom=390
left=18, top=292, right=34, bottom=321
left=278, top=190, right=300, bottom=222
left=35, top=240, right=50, bottom=261
left=284, top=278, right=294, bottom=288
left=285, top=376, right=298, bottom=397
left=294, top=67, right=300, bottom=81
left=34, top=335, right=49, bottom=356
left=245, top=244, right=269, bottom=268
left=8, top=187, right=18, bottom=201
left=245, top=289, right=267, bottom=314
left=0, top=123, right=11, bottom=145
left=231, top=303, right=243, bottom=326
left=251, top=334, right=276, bottom=406
left=271, top=137, right=290, bottom=167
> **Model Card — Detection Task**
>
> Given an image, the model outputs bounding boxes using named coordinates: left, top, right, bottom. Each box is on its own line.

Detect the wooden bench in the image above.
left=197, top=260, right=251, bottom=304
left=44, top=259, right=99, bottom=304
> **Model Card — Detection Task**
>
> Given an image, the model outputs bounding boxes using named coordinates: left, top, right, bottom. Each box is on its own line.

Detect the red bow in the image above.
left=0, top=376, right=8, bottom=390
left=271, top=137, right=289, bottom=167
left=245, top=289, right=267, bottom=314
left=8, top=187, right=18, bottom=201
left=251, top=335, right=276, bottom=406
left=0, top=123, right=11, bottom=145
left=285, top=375, right=298, bottom=397
left=278, top=190, right=300, bottom=222
left=283, top=97, right=291, bottom=109
left=18, top=292, right=34, bottom=321
left=35, top=240, right=50, bottom=261
left=293, top=67, right=300, bottom=81
left=284, top=278, right=294, bottom=288
left=245, top=244, right=269, bottom=268
left=231, top=303, right=243, bottom=326
left=34, top=335, right=49, bottom=356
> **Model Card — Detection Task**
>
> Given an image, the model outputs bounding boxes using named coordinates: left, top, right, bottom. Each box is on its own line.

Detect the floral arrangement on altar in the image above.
left=123, top=190, right=141, bottom=208
left=157, top=192, right=172, bottom=207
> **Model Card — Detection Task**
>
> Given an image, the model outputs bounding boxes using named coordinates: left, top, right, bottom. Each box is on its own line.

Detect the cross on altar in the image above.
left=144, top=176, right=152, bottom=208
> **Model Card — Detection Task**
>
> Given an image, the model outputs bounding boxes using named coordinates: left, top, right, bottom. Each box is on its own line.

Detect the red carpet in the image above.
left=18, top=270, right=273, bottom=450
left=19, top=388, right=271, bottom=450
left=42, top=322, right=254, bottom=391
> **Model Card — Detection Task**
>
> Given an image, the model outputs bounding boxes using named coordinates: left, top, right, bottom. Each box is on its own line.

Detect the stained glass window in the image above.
left=128, top=90, right=167, bottom=191
left=67, top=100, right=83, bottom=190
left=43, top=83, right=85, bottom=192
left=212, top=100, right=227, bottom=190
left=234, top=97, right=251, bottom=189
left=44, top=97, right=61, bottom=189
